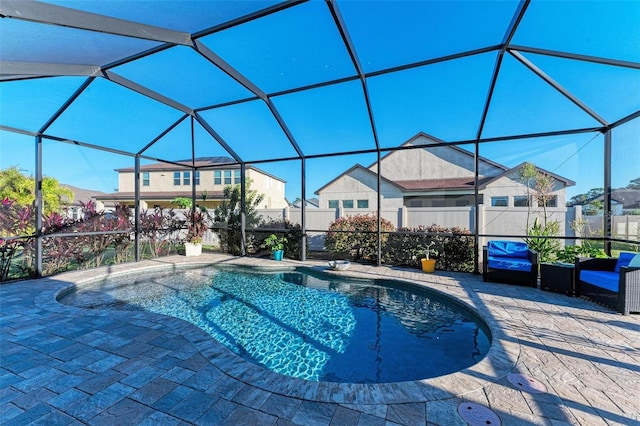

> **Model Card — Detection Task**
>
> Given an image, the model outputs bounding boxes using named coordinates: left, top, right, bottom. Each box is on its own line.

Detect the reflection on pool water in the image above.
left=60, top=266, right=490, bottom=383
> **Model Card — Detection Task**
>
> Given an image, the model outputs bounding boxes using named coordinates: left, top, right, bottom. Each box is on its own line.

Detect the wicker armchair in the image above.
left=483, top=240, right=539, bottom=288
left=575, top=255, right=640, bottom=315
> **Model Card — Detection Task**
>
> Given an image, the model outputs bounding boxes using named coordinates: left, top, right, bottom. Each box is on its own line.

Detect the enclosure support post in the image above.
left=134, top=155, right=141, bottom=262
left=473, top=142, right=480, bottom=274
left=240, top=163, right=246, bottom=256
left=301, top=157, right=307, bottom=261
left=376, top=150, right=382, bottom=267
left=603, top=129, right=612, bottom=256
left=190, top=116, right=196, bottom=213
left=34, top=135, right=43, bottom=278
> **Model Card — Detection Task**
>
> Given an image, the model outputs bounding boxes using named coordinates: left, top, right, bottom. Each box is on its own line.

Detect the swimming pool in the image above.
left=59, top=265, right=490, bottom=383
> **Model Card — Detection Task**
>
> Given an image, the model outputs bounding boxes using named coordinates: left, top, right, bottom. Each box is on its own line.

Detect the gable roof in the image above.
left=314, top=164, right=403, bottom=195
left=482, top=162, right=576, bottom=188
left=368, top=132, right=508, bottom=172
left=592, top=188, right=640, bottom=209
left=315, top=135, right=576, bottom=195
left=60, top=184, right=108, bottom=206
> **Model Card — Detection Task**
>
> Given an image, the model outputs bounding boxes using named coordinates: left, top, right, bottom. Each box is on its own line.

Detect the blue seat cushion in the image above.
left=488, top=241, right=529, bottom=259
left=614, top=252, right=636, bottom=273
left=488, top=256, right=532, bottom=272
left=580, top=270, right=618, bottom=292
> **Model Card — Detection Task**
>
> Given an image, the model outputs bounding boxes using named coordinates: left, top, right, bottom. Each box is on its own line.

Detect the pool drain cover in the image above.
left=457, top=402, right=501, bottom=426
left=507, top=373, right=547, bottom=393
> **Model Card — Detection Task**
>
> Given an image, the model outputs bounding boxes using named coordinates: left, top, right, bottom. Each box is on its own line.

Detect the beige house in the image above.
left=97, top=157, right=287, bottom=210
left=316, top=133, right=574, bottom=211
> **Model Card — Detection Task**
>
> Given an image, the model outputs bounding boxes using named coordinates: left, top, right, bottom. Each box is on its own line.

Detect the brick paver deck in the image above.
left=1, top=254, right=639, bottom=425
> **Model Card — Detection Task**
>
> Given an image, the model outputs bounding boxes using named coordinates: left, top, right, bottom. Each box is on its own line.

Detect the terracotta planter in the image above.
left=184, top=242, right=202, bottom=257
left=421, top=258, right=436, bottom=273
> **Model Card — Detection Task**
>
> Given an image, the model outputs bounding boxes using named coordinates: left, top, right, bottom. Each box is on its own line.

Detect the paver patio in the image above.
left=1, top=254, right=639, bottom=425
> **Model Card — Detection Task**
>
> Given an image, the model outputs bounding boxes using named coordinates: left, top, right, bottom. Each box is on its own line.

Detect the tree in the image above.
left=518, top=163, right=561, bottom=262
left=519, top=162, right=538, bottom=228
left=568, top=188, right=604, bottom=207
left=0, top=167, right=34, bottom=206
left=627, top=177, right=640, bottom=190
left=171, top=197, right=192, bottom=209
left=0, top=167, right=73, bottom=214
left=213, top=179, right=264, bottom=254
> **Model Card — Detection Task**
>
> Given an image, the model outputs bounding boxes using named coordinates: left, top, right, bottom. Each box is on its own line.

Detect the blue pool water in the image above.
left=60, top=266, right=490, bottom=383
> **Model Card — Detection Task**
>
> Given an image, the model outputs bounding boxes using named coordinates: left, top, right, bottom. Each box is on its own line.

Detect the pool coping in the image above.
left=33, top=255, right=520, bottom=405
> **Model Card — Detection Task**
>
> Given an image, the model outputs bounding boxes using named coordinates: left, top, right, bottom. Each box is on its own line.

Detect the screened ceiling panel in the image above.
left=482, top=54, right=602, bottom=139
left=45, top=0, right=282, bottom=33
left=0, top=131, right=34, bottom=174
left=337, top=0, right=519, bottom=73
left=0, top=0, right=638, bottom=175
left=0, top=18, right=161, bottom=66
left=520, top=53, right=640, bottom=124
left=198, top=100, right=298, bottom=162
left=199, top=0, right=355, bottom=94
left=111, top=46, right=254, bottom=109
left=512, top=0, right=640, bottom=63
left=368, top=52, right=497, bottom=146
left=143, top=118, right=236, bottom=163
left=0, top=77, right=86, bottom=131
left=46, top=79, right=183, bottom=153
left=611, top=119, right=640, bottom=190
left=271, top=80, right=375, bottom=156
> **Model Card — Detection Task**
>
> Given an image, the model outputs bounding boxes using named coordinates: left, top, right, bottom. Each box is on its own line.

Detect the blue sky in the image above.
left=1, top=0, right=639, bottom=202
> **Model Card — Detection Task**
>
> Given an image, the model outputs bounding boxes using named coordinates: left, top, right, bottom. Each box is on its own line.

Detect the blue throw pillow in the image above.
left=488, top=241, right=529, bottom=259
left=614, top=252, right=636, bottom=273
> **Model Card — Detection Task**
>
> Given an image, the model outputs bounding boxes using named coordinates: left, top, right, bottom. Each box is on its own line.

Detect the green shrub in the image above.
left=326, top=214, right=395, bottom=262
left=248, top=219, right=306, bottom=260
left=553, top=242, right=604, bottom=263
left=384, top=225, right=474, bottom=272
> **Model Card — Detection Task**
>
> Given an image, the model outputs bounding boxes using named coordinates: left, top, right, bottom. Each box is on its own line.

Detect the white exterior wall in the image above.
left=316, top=167, right=403, bottom=209
left=247, top=169, right=287, bottom=209
left=116, top=167, right=287, bottom=208
left=373, top=136, right=503, bottom=181
left=482, top=175, right=567, bottom=209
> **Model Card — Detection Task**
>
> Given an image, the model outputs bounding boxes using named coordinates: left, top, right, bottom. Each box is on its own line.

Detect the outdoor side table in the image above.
left=540, top=262, right=575, bottom=296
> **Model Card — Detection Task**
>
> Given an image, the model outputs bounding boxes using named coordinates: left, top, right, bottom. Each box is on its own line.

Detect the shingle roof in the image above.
left=394, top=177, right=494, bottom=191
left=96, top=191, right=224, bottom=201
left=115, top=157, right=236, bottom=172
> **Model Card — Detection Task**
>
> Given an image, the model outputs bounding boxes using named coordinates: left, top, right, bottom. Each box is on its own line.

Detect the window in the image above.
left=357, top=199, right=369, bottom=208
left=491, top=196, right=508, bottom=207
left=194, top=171, right=200, bottom=185
left=234, top=170, right=241, bottom=184
left=224, top=170, right=232, bottom=185
left=173, top=171, right=180, bottom=186
left=541, top=196, right=557, bottom=207
left=214, top=170, right=221, bottom=185
left=328, top=200, right=339, bottom=208
left=342, top=200, right=354, bottom=208
left=142, top=172, right=149, bottom=186
left=183, top=171, right=190, bottom=186
left=514, top=196, right=530, bottom=207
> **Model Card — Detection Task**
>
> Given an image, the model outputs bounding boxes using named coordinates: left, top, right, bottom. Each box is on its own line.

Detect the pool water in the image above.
left=60, top=266, right=490, bottom=383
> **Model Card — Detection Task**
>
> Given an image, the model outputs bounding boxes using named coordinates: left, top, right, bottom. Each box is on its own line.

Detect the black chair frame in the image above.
left=482, top=245, right=539, bottom=288
left=575, top=257, right=640, bottom=315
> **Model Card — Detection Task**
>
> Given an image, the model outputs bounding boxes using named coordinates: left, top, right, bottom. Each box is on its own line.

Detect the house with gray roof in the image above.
left=315, top=133, right=575, bottom=212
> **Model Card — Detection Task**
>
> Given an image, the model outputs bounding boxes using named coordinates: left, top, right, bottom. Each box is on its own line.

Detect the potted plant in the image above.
left=184, top=210, right=207, bottom=257
left=263, top=233, right=287, bottom=261
left=420, top=241, right=436, bottom=273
